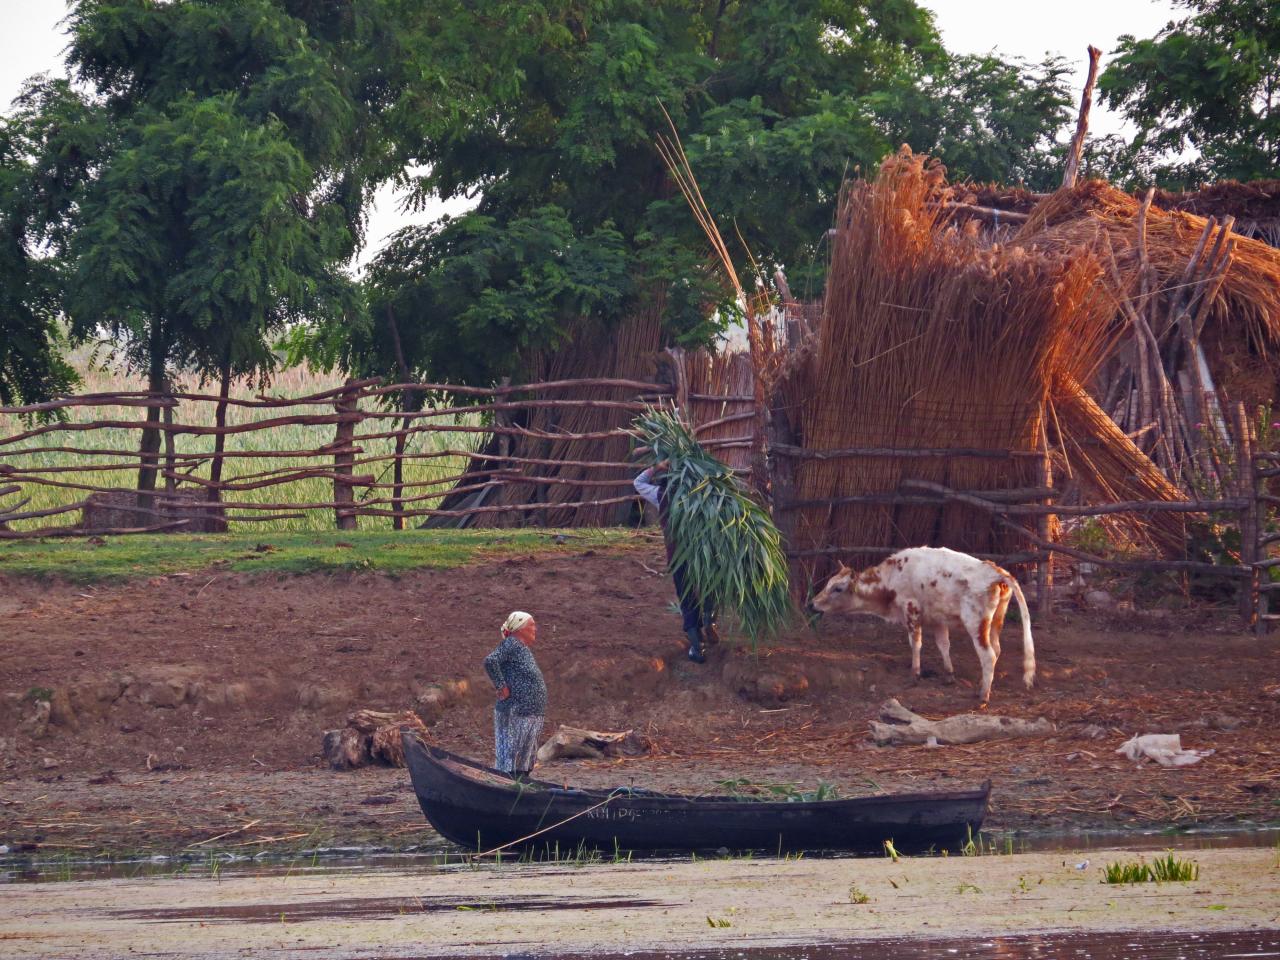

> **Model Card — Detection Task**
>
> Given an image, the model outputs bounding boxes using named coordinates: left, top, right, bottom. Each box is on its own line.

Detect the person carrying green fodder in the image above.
left=633, top=410, right=791, bottom=660
left=634, top=457, right=716, bottom=662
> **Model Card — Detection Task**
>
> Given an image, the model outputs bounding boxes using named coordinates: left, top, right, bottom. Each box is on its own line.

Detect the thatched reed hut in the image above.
left=955, top=178, right=1280, bottom=436
left=769, top=149, right=1119, bottom=581
left=1009, top=181, right=1280, bottom=494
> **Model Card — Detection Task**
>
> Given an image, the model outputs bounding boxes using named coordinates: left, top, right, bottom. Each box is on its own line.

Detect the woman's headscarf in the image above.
left=502, top=611, right=534, bottom=637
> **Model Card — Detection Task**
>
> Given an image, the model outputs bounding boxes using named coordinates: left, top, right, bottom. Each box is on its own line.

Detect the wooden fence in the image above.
left=0, top=377, right=682, bottom=535
left=768, top=399, right=1274, bottom=633
left=0, top=377, right=1272, bottom=631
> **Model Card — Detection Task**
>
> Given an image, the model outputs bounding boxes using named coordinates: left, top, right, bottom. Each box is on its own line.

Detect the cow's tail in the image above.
left=1006, top=575, right=1036, bottom=689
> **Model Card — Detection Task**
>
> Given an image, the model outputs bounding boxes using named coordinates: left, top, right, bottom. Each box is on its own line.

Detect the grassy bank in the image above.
left=0, top=528, right=651, bottom=582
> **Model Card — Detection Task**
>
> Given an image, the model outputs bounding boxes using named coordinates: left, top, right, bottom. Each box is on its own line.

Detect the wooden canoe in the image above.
left=403, top=733, right=990, bottom=855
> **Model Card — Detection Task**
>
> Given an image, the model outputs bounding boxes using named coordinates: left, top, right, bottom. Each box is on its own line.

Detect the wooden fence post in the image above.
left=1234, top=403, right=1259, bottom=629
left=1036, top=429, right=1055, bottom=620
left=333, top=380, right=360, bottom=531
left=392, top=419, right=408, bottom=532
left=162, top=378, right=178, bottom=496
left=1254, top=450, right=1269, bottom=636
left=1246, top=406, right=1272, bottom=637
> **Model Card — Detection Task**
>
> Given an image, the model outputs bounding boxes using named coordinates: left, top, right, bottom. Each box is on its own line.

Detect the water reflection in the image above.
left=465, top=931, right=1279, bottom=960
left=4, top=824, right=1277, bottom=884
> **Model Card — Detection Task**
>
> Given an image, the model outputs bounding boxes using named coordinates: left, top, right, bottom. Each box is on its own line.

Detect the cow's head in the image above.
left=809, top=562, right=896, bottom=617
left=809, top=563, right=856, bottom=614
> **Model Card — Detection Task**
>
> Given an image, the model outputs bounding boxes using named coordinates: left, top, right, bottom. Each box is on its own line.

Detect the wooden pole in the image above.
left=1061, top=45, right=1102, bottom=189
left=206, top=357, right=232, bottom=532
left=161, top=378, right=177, bottom=495
left=385, top=305, right=415, bottom=532
left=333, top=381, right=361, bottom=531
left=1036, top=418, right=1055, bottom=619
left=1235, top=403, right=1259, bottom=628
left=1255, top=410, right=1271, bottom=636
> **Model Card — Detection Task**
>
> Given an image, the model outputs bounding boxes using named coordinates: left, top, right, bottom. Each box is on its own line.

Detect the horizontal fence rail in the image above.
left=0, top=378, right=677, bottom=537
left=0, top=378, right=1273, bottom=631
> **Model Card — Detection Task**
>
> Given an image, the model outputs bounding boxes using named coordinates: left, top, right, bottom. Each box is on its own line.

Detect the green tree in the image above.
left=0, top=121, right=77, bottom=407
left=1099, top=0, right=1280, bottom=188
left=876, top=54, right=1073, bottom=189
left=333, top=0, right=1071, bottom=388
left=4, top=0, right=413, bottom=488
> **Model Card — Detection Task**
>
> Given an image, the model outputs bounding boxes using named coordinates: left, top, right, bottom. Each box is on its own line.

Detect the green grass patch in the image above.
left=1103, top=853, right=1199, bottom=884
left=0, top=528, right=651, bottom=583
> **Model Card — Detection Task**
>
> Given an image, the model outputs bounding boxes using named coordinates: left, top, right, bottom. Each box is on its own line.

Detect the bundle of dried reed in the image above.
left=1019, top=181, right=1280, bottom=495
left=1053, top=377, right=1191, bottom=554
left=476, top=301, right=665, bottom=528
left=1017, top=181, right=1280, bottom=351
left=681, top=348, right=756, bottom=472
left=786, top=148, right=1117, bottom=574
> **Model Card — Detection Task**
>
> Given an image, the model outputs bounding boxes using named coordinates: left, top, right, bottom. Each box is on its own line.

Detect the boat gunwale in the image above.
left=406, top=734, right=992, bottom=813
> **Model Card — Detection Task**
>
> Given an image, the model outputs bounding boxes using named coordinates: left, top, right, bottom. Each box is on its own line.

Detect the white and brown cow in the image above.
left=809, top=546, right=1035, bottom=705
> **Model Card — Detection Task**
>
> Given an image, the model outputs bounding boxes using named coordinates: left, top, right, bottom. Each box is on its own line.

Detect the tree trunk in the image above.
left=321, top=709, right=427, bottom=770
left=203, top=357, right=232, bottom=533
left=535, top=725, right=652, bottom=763
left=136, top=326, right=167, bottom=509
left=868, top=698, right=1054, bottom=746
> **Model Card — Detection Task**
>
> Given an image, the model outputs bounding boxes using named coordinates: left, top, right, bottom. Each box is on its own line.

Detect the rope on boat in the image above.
left=471, top=788, right=627, bottom=858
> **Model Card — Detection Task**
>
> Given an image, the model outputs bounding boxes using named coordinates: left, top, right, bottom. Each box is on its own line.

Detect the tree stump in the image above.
left=868, top=698, right=1053, bottom=747
left=535, top=725, right=652, bottom=763
left=322, top=709, right=427, bottom=770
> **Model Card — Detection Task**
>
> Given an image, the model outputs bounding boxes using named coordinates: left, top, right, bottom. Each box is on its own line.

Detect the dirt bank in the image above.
left=1, top=546, right=1278, bottom=857
left=2, top=847, right=1277, bottom=958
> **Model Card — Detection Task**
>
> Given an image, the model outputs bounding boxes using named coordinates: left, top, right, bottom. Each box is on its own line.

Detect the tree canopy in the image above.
left=0, top=0, right=423, bottom=406
left=1099, top=0, right=1280, bottom=188
left=5, top=1, right=1079, bottom=404
left=0, top=121, right=77, bottom=406
left=331, top=0, right=1073, bottom=388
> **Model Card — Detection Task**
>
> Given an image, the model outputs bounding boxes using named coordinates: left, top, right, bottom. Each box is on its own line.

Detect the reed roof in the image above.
left=1015, top=180, right=1280, bottom=350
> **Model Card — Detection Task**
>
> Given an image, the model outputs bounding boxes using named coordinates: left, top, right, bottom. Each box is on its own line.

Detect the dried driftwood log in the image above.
left=869, top=698, right=1053, bottom=747
left=322, top=709, right=427, bottom=770
left=535, top=725, right=652, bottom=763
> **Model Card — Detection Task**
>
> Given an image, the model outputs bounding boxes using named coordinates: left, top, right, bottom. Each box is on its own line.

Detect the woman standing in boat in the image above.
left=484, top=611, right=547, bottom=777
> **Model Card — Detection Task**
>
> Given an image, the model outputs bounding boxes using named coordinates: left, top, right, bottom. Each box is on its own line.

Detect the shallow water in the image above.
left=4, top=824, right=1276, bottom=884
left=481, top=932, right=1280, bottom=960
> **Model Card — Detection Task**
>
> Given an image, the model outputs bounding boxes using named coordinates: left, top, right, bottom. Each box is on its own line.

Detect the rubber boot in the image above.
left=685, top=627, right=706, bottom=664
left=703, top=621, right=721, bottom=647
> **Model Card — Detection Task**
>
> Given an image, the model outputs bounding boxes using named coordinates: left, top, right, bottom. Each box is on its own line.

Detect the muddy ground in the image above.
left=1, top=544, right=1278, bottom=858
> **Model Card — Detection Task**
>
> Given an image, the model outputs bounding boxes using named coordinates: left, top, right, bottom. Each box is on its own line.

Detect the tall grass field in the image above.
left=0, top=352, right=481, bottom=533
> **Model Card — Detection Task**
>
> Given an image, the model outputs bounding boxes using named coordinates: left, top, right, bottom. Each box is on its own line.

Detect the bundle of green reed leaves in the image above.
left=634, top=408, right=791, bottom=644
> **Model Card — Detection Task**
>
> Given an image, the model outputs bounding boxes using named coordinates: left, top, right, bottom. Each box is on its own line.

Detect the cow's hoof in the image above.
left=942, top=672, right=956, bottom=686
left=977, top=700, right=990, bottom=710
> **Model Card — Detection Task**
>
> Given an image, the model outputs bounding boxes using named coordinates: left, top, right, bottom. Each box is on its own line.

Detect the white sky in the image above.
left=2, top=0, right=1181, bottom=268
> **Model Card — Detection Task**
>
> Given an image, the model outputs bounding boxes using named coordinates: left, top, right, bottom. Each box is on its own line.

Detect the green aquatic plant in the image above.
left=1103, top=853, right=1199, bottom=884
left=1149, top=852, right=1200, bottom=882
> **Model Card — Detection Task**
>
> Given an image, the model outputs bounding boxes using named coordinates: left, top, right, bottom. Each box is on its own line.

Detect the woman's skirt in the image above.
left=494, top=708, right=545, bottom=774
